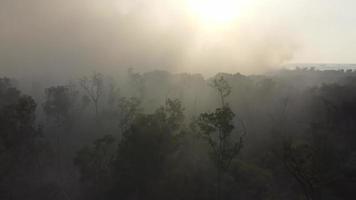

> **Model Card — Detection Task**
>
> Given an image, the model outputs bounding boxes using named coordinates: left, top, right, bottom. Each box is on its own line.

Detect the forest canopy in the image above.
left=1, top=68, right=356, bottom=200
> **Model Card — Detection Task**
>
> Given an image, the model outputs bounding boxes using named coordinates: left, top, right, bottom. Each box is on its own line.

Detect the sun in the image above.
left=186, top=0, right=247, bottom=27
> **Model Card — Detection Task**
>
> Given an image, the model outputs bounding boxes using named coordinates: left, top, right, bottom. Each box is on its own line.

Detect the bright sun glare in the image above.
left=186, top=0, right=247, bottom=27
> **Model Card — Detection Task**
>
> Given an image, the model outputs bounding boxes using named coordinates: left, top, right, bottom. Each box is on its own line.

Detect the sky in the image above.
left=0, top=0, right=355, bottom=77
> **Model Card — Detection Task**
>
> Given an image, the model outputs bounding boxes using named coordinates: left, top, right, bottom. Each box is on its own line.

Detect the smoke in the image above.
left=0, top=0, right=298, bottom=78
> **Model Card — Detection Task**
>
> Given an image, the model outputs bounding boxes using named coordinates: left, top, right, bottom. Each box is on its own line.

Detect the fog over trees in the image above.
left=1, top=68, right=356, bottom=200
left=1, top=0, right=356, bottom=199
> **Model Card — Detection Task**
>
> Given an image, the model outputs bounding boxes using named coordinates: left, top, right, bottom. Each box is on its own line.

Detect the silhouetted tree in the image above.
left=74, top=135, right=116, bottom=199
left=80, top=72, right=104, bottom=118
left=197, top=76, right=246, bottom=200
left=43, top=84, right=79, bottom=126
left=0, top=78, right=45, bottom=199
left=113, top=99, right=184, bottom=200
left=128, top=68, right=145, bottom=99
left=117, top=97, right=142, bottom=133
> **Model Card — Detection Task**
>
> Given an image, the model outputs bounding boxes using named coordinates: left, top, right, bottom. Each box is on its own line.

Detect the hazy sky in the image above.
left=0, top=0, right=355, bottom=77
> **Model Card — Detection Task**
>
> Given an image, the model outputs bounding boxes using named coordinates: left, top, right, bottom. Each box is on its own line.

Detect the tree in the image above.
left=275, top=129, right=337, bottom=200
left=113, top=99, right=184, bottom=200
left=272, top=85, right=348, bottom=200
left=80, top=72, right=104, bottom=118
left=0, top=78, right=45, bottom=199
left=128, top=68, right=145, bottom=99
left=197, top=76, right=246, bottom=200
left=42, top=84, right=80, bottom=190
left=43, top=84, right=79, bottom=126
left=210, top=75, right=231, bottom=106
left=116, top=97, right=142, bottom=133
left=74, top=135, right=116, bottom=199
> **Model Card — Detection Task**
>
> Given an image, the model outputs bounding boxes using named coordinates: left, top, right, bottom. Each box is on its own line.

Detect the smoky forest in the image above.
left=1, top=68, right=356, bottom=200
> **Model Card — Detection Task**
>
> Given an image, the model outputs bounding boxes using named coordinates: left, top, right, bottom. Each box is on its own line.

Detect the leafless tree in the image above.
left=79, top=72, right=104, bottom=119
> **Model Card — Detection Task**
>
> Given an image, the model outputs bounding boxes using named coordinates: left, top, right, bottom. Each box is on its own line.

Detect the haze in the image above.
left=2, top=1, right=356, bottom=200
left=0, top=0, right=355, bottom=77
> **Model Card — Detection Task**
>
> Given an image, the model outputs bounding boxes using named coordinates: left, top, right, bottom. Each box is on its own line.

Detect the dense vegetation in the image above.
left=1, top=68, right=356, bottom=200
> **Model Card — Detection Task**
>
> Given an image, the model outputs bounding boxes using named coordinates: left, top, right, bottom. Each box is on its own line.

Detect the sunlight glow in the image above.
left=186, top=0, right=248, bottom=27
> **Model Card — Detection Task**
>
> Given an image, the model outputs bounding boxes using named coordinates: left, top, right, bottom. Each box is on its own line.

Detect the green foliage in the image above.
left=3, top=70, right=356, bottom=200
left=117, top=97, right=142, bottom=132
left=0, top=78, right=45, bottom=199
left=0, top=79, right=43, bottom=170
left=198, top=106, right=239, bottom=171
left=74, top=135, right=116, bottom=183
left=198, top=76, right=244, bottom=172
left=210, top=75, right=231, bottom=106
left=113, top=99, right=185, bottom=199
left=197, top=76, right=245, bottom=200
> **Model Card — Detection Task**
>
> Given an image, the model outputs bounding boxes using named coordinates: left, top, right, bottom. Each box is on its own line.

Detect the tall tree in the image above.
left=197, top=76, right=246, bottom=200
left=80, top=72, right=104, bottom=119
